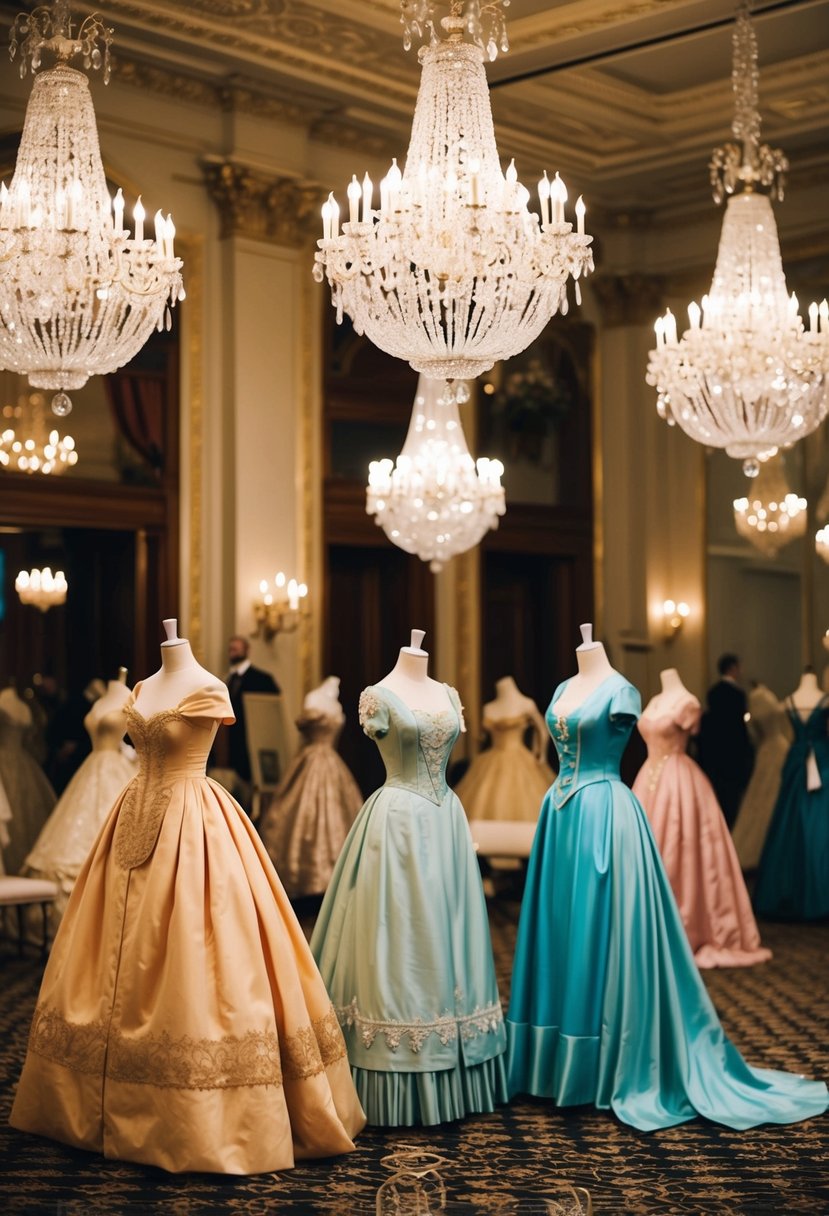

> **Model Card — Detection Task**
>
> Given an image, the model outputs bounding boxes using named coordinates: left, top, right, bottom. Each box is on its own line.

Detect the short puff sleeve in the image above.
left=358, top=687, right=390, bottom=739
left=180, top=684, right=235, bottom=726
left=609, top=681, right=641, bottom=724
left=675, top=695, right=702, bottom=735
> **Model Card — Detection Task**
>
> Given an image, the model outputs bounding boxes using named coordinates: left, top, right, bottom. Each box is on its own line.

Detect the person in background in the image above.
left=698, top=653, right=754, bottom=830
left=225, top=635, right=280, bottom=810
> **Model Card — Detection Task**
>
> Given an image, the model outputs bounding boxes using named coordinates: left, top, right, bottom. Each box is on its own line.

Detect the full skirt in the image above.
left=506, top=778, right=827, bottom=1130
left=455, top=747, right=553, bottom=823
left=732, top=736, right=791, bottom=870
left=754, top=760, right=829, bottom=921
left=633, top=754, right=770, bottom=967
left=0, top=745, right=56, bottom=876
left=10, top=774, right=365, bottom=1173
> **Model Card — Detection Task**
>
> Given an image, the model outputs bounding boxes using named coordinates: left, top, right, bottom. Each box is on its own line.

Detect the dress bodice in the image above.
left=359, top=684, right=463, bottom=806
left=786, top=696, right=829, bottom=757
left=0, top=710, right=27, bottom=750
left=748, top=687, right=792, bottom=747
left=545, top=673, right=641, bottom=809
left=483, top=713, right=531, bottom=752
left=637, top=695, right=700, bottom=762
left=85, top=703, right=129, bottom=753
left=296, top=709, right=343, bottom=749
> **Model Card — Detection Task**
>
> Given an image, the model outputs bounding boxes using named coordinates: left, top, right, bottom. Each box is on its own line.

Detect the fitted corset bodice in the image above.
left=296, top=710, right=343, bottom=749
left=85, top=703, right=129, bottom=753
left=359, top=684, right=462, bottom=806
left=483, top=713, right=531, bottom=752
left=545, top=673, right=641, bottom=809
left=638, top=715, right=690, bottom=760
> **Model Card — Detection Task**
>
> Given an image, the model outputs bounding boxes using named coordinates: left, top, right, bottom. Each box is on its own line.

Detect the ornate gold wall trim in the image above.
left=202, top=159, right=321, bottom=246
left=180, top=233, right=205, bottom=660
left=299, top=245, right=322, bottom=694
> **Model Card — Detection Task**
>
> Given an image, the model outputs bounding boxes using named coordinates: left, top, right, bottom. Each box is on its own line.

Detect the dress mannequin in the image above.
left=89, top=668, right=131, bottom=721
left=0, top=683, right=33, bottom=728
left=789, top=669, right=823, bottom=715
left=378, top=629, right=459, bottom=719
left=551, top=623, right=615, bottom=716
left=485, top=676, right=546, bottom=762
left=304, top=675, right=345, bottom=721
left=641, top=668, right=692, bottom=720
left=733, top=684, right=793, bottom=869
left=134, top=619, right=225, bottom=718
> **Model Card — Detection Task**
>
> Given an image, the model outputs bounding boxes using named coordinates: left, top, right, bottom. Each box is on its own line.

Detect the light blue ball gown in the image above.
left=754, top=694, right=829, bottom=921
left=311, top=682, right=508, bottom=1127
left=507, top=672, right=828, bottom=1131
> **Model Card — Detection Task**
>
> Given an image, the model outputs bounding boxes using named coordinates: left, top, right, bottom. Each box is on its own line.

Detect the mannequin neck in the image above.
left=390, top=649, right=429, bottom=682
left=659, top=668, right=687, bottom=698
left=160, top=640, right=197, bottom=673
left=797, top=672, right=819, bottom=695
left=575, top=642, right=613, bottom=681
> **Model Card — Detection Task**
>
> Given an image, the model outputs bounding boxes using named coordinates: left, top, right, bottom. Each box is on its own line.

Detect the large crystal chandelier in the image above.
left=314, top=1, right=593, bottom=382
left=367, top=376, right=505, bottom=572
left=0, top=1, right=183, bottom=417
left=733, top=454, right=806, bottom=556
left=0, top=387, right=77, bottom=473
left=647, top=2, right=829, bottom=477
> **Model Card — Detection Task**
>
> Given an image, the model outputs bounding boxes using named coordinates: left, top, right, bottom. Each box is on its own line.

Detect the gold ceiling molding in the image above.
left=309, top=116, right=400, bottom=159
left=506, top=0, right=685, bottom=52
left=202, top=158, right=321, bottom=245
left=590, top=272, right=667, bottom=328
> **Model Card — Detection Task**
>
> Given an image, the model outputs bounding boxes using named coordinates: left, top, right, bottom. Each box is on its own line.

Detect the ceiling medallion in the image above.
left=647, top=1, right=828, bottom=477
left=313, top=0, right=593, bottom=384
left=0, top=0, right=183, bottom=417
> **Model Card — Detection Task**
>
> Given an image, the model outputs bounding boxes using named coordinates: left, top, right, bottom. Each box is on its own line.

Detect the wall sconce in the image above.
left=252, top=571, right=308, bottom=641
left=16, top=567, right=68, bottom=611
left=816, top=526, right=829, bottom=565
left=661, top=598, right=690, bottom=641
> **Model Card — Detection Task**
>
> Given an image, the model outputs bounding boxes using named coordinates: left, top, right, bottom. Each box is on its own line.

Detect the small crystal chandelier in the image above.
left=15, top=566, right=68, bottom=610
left=314, top=1, right=593, bottom=383
left=0, top=388, right=77, bottom=473
left=647, top=1, right=829, bottom=477
left=733, top=454, right=806, bottom=556
left=0, top=1, right=183, bottom=417
left=367, top=376, right=505, bottom=572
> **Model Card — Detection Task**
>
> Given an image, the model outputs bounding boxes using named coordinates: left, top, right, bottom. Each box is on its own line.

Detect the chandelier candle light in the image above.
left=647, top=1, right=829, bottom=476
left=733, top=454, right=807, bottom=557
left=0, top=0, right=183, bottom=417
left=314, top=0, right=593, bottom=383
left=15, top=566, right=67, bottom=611
left=367, top=375, right=505, bottom=572
left=816, top=527, right=829, bottom=566
left=0, top=388, right=77, bottom=473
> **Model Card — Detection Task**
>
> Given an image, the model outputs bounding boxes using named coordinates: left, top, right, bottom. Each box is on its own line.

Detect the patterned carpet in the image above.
left=0, top=900, right=826, bottom=1215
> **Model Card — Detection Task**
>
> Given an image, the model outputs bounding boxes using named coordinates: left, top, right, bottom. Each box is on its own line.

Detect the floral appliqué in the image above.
left=358, top=688, right=380, bottom=730
left=336, top=998, right=503, bottom=1053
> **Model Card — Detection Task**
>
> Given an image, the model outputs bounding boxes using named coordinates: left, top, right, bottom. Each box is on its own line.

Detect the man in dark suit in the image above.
left=698, top=653, right=754, bottom=830
left=225, top=636, right=280, bottom=789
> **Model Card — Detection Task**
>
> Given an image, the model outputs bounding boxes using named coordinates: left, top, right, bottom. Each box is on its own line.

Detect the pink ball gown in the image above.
left=633, top=694, right=771, bottom=969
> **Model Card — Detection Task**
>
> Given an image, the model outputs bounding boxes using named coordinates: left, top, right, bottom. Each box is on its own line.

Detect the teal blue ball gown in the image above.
left=754, top=694, right=829, bottom=921
left=311, top=683, right=508, bottom=1127
left=506, top=672, right=827, bottom=1131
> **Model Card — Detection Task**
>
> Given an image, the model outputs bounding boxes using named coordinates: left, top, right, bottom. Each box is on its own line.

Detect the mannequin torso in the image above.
left=378, top=629, right=457, bottom=719
left=0, top=685, right=32, bottom=727
left=133, top=620, right=224, bottom=718
left=304, top=676, right=345, bottom=722
left=789, top=671, right=824, bottom=716
left=642, top=668, right=697, bottom=721
left=485, top=676, right=546, bottom=760
left=552, top=624, right=616, bottom=717
left=88, top=672, right=131, bottom=723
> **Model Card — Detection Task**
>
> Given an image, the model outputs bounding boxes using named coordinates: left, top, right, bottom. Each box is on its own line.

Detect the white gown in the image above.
left=0, top=706, right=56, bottom=876
left=26, top=699, right=135, bottom=915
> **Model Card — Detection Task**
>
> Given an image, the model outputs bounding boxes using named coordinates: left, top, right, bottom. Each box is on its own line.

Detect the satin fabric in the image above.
left=10, top=684, right=365, bottom=1174
left=733, top=687, right=793, bottom=870
left=754, top=695, right=829, bottom=921
left=259, top=709, right=362, bottom=898
left=507, top=672, right=827, bottom=1131
left=311, top=683, right=508, bottom=1127
left=25, top=701, right=136, bottom=918
left=455, top=713, right=553, bottom=822
left=0, top=710, right=56, bottom=875
left=634, top=698, right=770, bottom=968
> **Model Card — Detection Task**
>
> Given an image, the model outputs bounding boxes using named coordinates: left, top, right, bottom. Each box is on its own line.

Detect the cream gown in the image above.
left=455, top=712, right=553, bottom=822
left=259, top=708, right=363, bottom=898
left=0, top=704, right=56, bottom=875
left=732, top=685, right=793, bottom=870
left=25, top=699, right=136, bottom=916
left=10, top=684, right=365, bottom=1174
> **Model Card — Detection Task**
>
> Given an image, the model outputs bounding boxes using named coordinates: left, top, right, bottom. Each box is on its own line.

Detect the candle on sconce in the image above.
left=688, top=301, right=701, bottom=330
left=275, top=571, right=286, bottom=589
left=504, top=158, right=517, bottom=207
left=654, top=316, right=665, bottom=347
left=550, top=172, right=567, bottom=225
left=664, top=309, right=678, bottom=344
left=321, top=198, right=332, bottom=241
left=347, top=175, right=361, bottom=225
left=165, top=215, right=175, bottom=260
left=287, top=578, right=299, bottom=611
left=809, top=302, right=818, bottom=332
left=112, top=187, right=124, bottom=234
left=537, top=171, right=550, bottom=226
left=575, top=194, right=585, bottom=236
left=362, top=173, right=373, bottom=222
left=387, top=158, right=402, bottom=208
left=133, top=196, right=145, bottom=242
left=820, top=299, right=829, bottom=331
left=329, top=195, right=340, bottom=239
left=154, top=208, right=165, bottom=253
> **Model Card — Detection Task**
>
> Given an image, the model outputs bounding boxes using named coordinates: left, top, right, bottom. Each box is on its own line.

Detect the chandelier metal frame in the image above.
left=646, top=1, right=828, bottom=475
left=0, top=0, right=183, bottom=417
left=314, top=0, right=593, bottom=383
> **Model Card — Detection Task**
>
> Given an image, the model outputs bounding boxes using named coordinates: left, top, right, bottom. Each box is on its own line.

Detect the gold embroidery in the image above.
left=114, top=706, right=183, bottom=869
left=26, top=1004, right=345, bottom=1090
left=28, top=1006, right=107, bottom=1076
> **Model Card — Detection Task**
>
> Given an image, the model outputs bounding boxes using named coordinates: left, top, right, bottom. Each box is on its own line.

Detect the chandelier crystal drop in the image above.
left=0, top=1, right=183, bottom=417
left=15, top=566, right=68, bottom=611
left=314, top=1, right=593, bottom=383
left=646, top=2, right=829, bottom=476
left=0, top=387, right=77, bottom=473
left=366, top=375, right=505, bottom=572
left=733, top=454, right=806, bottom=556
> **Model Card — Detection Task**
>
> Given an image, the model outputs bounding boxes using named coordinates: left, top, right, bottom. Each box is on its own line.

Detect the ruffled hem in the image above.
left=352, top=1053, right=508, bottom=1127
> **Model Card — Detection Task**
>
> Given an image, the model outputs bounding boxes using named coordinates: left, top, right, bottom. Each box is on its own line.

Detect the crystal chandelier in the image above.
left=0, top=387, right=77, bottom=473
left=733, top=454, right=806, bottom=556
left=367, top=376, right=505, bottom=572
left=15, top=566, right=68, bottom=611
left=647, top=1, right=829, bottom=476
left=0, top=1, right=183, bottom=417
left=314, top=1, right=593, bottom=383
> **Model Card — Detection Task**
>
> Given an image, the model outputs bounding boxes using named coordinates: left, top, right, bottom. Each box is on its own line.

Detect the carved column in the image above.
left=591, top=272, right=666, bottom=328
left=202, top=158, right=321, bottom=246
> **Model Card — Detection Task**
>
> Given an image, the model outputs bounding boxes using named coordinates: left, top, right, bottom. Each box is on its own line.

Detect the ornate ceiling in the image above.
left=2, top=1, right=828, bottom=216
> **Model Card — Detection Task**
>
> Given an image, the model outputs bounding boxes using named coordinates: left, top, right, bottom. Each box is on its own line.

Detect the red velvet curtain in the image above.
left=105, top=371, right=165, bottom=474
